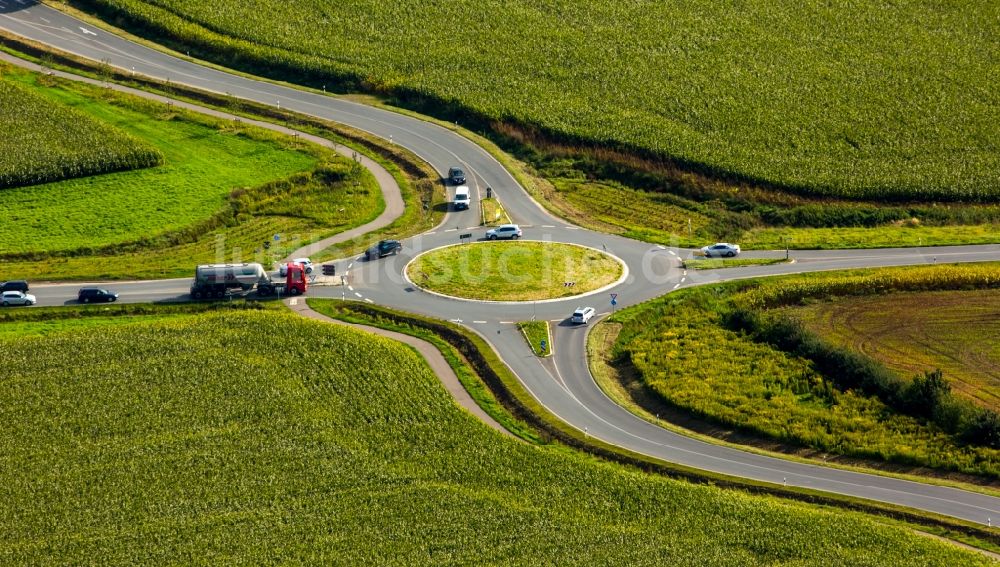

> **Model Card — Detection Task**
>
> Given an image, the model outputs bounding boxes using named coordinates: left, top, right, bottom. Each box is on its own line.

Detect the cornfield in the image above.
left=0, top=80, right=162, bottom=188
left=0, top=310, right=986, bottom=564
left=88, top=0, right=1000, bottom=200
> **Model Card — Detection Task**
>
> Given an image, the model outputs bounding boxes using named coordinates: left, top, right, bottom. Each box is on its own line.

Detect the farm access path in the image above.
left=5, top=0, right=1000, bottom=526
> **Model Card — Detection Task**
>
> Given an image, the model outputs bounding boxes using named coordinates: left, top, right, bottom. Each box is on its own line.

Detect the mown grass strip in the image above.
left=517, top=320, right=550, bottom=357
left=684, top=257, right=789, bottom=270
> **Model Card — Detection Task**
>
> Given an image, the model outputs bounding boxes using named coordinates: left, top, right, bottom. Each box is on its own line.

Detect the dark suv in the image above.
left=78, top=287, right=118, bottom=303
left=0, top=280, right=29, bottom=293
left=364, top=240, right=402, bottom=261
left=447, top=166, right=466, bottom=185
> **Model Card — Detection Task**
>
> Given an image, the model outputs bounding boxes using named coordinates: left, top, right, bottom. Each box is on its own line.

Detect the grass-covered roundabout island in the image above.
left=405, top=241, right=624, bottom=301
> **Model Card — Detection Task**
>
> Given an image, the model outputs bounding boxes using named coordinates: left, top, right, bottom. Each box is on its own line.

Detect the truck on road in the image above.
left=190, top=263, right=307, bottom=299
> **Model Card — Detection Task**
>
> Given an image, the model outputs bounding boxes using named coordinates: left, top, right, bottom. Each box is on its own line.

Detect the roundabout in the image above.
left=404, top=241, right=625, bottom=302
left=3, top=3, right=1000, bottom=529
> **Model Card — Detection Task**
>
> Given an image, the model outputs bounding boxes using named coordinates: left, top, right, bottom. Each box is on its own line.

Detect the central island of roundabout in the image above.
left=404, top=241, right=627, bottom=302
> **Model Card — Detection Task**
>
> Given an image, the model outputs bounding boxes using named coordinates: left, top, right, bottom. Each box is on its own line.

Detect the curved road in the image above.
left=3, top=1, right=1000, bottom=526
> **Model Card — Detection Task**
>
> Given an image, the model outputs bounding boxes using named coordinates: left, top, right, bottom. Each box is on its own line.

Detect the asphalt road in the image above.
left=3, top=0, right=1000, bottom=525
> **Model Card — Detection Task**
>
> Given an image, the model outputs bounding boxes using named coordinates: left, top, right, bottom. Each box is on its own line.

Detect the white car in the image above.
left=571, top=306, right=596, bottom=325
left=280, top=257, right=313, bottom=276
left=1, top=291, right=36, bottom=306
left=485, top=224, right=522, bottom=240
left=700, top=243, right=741, bottom=258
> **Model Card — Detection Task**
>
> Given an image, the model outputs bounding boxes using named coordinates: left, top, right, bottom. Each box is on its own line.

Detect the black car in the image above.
left=78, top=287, right=118, bottom=303
left=0, top=280, right=29, bottom=293
left=364, top=240, right=402, bottom=261
left=447, top=166, right=466, bottom=185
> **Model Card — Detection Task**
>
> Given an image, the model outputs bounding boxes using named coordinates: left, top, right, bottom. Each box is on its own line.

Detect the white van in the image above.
left=453, top=185, right=470, bottom=211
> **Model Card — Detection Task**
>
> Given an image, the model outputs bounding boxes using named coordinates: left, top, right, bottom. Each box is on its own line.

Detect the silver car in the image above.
left=485, top=224, right=522, bottom=240
left=1, top=290, right=36, bottom=306
left=571, top=306, right=596, bottom=324
left=700, top=243, right=741, bottom=257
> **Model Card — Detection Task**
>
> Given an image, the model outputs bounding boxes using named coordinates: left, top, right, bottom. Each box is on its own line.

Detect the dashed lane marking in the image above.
left=423, top=231, right=436, bottom=235
left=673, top=283, right=681, bottom=289
left=473, top=320, right=487, bottom=324
left=347, top=262, right=354, bottom=269
left=542, top=225, right=555, bottom=228
left=668, top=250, right=677, bottom=256
left=683, top=270, right=687, bottom=276
left=347, top=285, right=354, bottom=291
left=681, top=277, right=687, bottom=283
left=445, top=228, right=458, bottom=232
left=364, top=298, right=374, bottom=303
left=564, top=226, right=580, bottom=230
left=354, top=292, right=363, bottom=298
left=499, top=321, right=514, bottom=324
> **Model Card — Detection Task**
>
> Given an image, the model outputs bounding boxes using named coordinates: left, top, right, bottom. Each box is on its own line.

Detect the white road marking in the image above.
left=549, top=319, right=562, bottom=322
left=542, top=225, right=555, bottom=228
left=673, top=283, right=681, bottom=289
left=683, top=270, right=688, bottom=276
left=445, top=228, right=458, bottom=232
left=681, top=277, right=687, bottom=283
left=347, top=262, right=353, bottom=269
left=499, top=321, right=514, bottom=324
left=354, top=292, right=363, bottom=298
left=364, top=298, right=374, bottom=304
left=40, top=17, right=51, bottom=24
left=657, top=245, right=666, bottom=250
left=564, top=226, right=580, bottom=230
left=289, top=298, right=298, bottom=306
left=668, top=250, right=677, bottom=256
left=449, top=318, right=463, bottom=323
left=473, top=320, right=487, bottom=324
left=347, top=285, right=354, bottom=291
left=423, top=231, right=436, bottom=235
left=466, top=226, right=479, bottom=229
left=79, top=26, right=97, bottom=36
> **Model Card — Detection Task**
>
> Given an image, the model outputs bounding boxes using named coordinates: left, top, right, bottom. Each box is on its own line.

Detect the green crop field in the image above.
left=87, top=0, right=1000, bottom=200
left=0, top=79, right=161, bottom=188
left=610, top=264, right=1000, bottom=477
left=407, top=241, right=621, bottom=301
left=0, top=308, right=988, bottom=564
left=785, top=289, right=1000, bottom=412
left=0, top=69, right=318, bottom=256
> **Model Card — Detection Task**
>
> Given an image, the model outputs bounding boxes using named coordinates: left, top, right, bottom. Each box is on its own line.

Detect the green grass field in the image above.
left=785, top=289, right=1000, bottom=412
left=406, top=241, right=621, bottom=301
left=88, top=0, right=1000, bottom=200
left=0, top=66, right=392, bottom=280
left=0, top=79, right=161, bottom=188
left=610, top=264, right=1000, bottom=477
left=0, top=69, right=317, bottom=256
left=0, top=307, right=988, bottom=564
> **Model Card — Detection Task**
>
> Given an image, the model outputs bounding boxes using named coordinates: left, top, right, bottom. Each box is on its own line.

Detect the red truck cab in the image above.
left=284, top=262, right=308, bottom=295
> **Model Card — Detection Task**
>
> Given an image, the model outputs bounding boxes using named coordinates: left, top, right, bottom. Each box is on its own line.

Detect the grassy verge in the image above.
left=406, top=241, right=621, bottom=301
left=479, top=196, right=510, bottom=226
left=684, top=257, right=790, bottom=270
left=518, top=320, right=551, bottom=357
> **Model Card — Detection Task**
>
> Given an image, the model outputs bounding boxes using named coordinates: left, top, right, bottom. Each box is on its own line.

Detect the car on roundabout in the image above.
left=700, top=242, right=741, bottom=257
left=365, top=239, right=402, bottom=260
left=571, top=307, right=596, bottom=324
left=485, top=224, right=522, bottom=240
left=1, top=290, right=36, bottom=307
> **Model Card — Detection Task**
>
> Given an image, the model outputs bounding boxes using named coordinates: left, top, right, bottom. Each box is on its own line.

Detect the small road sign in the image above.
left=273, top=234, right=280, bottom=241
left=540, top=339, right=547, bottom=352
left=459, top=233, right=472, bottom=241
left=610, top=293, right=618, bottom=300
left=611, top=298, right=617, bottom=306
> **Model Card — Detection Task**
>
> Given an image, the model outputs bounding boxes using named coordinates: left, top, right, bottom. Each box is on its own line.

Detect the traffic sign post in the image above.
left=610, top=293, right=618, bottom=314
left=540, top=339, right=547, bottom=355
